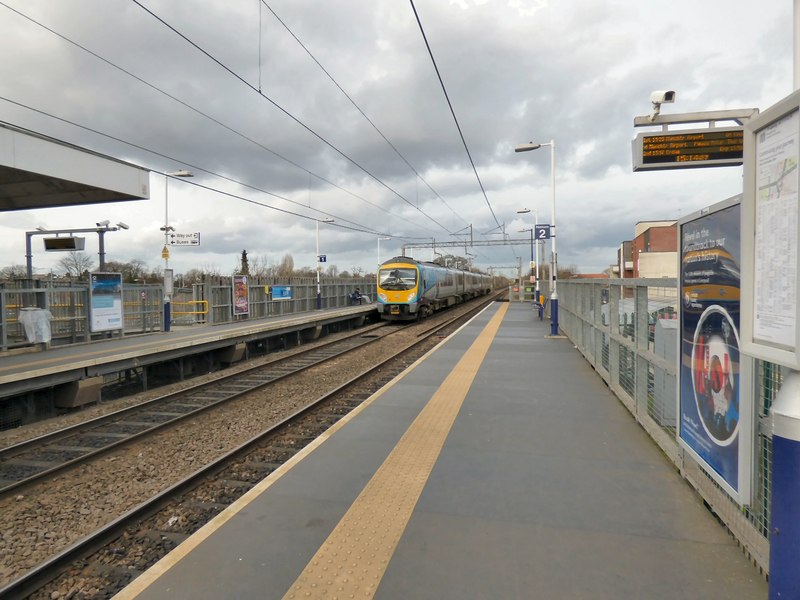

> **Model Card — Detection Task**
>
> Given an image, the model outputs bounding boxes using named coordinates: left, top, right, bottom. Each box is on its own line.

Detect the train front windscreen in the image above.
left=379, top=267, right=417, bottom=290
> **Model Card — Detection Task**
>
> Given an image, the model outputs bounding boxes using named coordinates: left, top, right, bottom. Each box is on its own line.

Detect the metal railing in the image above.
left=0, top=277, right=377, bottom=350
left=559, top=278, right=773, bottom=574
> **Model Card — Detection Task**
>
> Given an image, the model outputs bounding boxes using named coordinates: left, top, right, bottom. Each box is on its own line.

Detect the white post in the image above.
left=549, top=139, right=559, bottom=335
left=163, top=176, right=171, bottom=331
left=315, top=220, right=321, bottom=310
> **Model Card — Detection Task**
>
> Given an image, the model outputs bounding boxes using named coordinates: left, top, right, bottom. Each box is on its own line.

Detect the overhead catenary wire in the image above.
left=130, top=0, right=456, bottom=236
left=408, top=0, right=503, bottom=231
left=0, top=1, right=433, bottom=235
left=0, top=2, right=521, bottom=270
left=0, top=102, right=417, bottom=241
left=261, top=0, right=466, bottom=228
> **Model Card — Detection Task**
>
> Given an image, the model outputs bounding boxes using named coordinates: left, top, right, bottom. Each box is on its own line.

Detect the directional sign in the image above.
left=534, top=225, right=551, bottom=240
left=168, top=232, right=200, bottom=246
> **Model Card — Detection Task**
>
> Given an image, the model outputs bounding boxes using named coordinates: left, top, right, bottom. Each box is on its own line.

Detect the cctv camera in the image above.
left=650, top=90, right=676, bottom=105
left=96, top=220, right=110, bottom=227
left=116, top=222, right=129, bottom=230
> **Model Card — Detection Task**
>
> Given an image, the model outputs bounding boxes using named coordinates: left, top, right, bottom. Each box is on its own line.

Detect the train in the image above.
left=376, top=256, right=492, bottom=321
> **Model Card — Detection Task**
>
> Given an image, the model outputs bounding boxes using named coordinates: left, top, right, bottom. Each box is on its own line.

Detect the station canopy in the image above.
left=0, top=122, right=150, bottom=211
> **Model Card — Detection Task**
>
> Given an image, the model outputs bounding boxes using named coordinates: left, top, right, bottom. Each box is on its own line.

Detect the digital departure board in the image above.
left=632, top=126, right=744, bottom=171
left=43, top=236, right=85, bottom=251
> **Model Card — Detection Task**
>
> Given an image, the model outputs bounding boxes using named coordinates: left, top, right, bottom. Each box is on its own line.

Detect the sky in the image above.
left=0, top=0, right=793, bottom=280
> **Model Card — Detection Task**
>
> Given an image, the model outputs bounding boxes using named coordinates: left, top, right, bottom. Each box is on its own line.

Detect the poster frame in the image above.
left=89, top=272, right=124, bottom=333
left=677, top=195, right=753, bottom=504
left=232, top=275, right=249, bottom=316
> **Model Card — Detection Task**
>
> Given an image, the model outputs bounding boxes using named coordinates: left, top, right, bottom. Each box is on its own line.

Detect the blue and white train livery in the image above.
left=376, top=256, right=492, bottom=321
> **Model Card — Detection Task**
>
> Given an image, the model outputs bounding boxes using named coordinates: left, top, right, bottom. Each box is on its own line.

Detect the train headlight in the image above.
left=378, top=292, right=388, bottom=302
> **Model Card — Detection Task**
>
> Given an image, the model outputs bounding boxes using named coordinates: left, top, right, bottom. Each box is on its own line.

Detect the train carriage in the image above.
left=376, top=256, right=491, bottom=321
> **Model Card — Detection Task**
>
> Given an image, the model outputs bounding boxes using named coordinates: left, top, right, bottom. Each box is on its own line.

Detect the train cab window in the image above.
left=379, top=267, right=417, bottom=290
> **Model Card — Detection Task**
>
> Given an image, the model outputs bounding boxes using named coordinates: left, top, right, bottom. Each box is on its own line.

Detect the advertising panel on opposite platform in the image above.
left=678, top=196, right=753, bottom=504
left=89, top=272, right=123, bottom=332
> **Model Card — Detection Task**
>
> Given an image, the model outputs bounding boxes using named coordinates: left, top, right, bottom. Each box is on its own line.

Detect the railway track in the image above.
left=0, top=293, right=504, bottom=599
left=0, top=322, right=391, bottom=498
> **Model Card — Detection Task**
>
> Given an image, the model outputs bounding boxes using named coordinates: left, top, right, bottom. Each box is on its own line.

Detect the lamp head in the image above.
left=515, top=142, right=542, bottom=153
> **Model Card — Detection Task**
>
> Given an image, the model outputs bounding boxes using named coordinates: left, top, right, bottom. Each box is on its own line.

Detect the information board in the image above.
left=89, top=272, right=123, bottom=332
left=741, top=89, right=800, bottom=368
left=632, top=126, right=743, bottom=171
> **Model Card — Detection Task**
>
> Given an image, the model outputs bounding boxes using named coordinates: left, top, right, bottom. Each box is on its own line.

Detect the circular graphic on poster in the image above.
left=690, top=305, right=740, bottom=445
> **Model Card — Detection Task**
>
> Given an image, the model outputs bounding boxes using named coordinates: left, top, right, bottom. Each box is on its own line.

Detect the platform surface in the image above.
left=0, top=304, right=374, bottom=388
left=115, top=301, right=766, bottom=600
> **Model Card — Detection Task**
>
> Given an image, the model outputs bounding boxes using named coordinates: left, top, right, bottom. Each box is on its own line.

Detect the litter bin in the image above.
left=18, top=307, right=53, bottom=344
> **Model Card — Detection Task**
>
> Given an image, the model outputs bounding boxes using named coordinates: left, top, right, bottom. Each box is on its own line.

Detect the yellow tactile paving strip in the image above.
left=283, top=302, right=508, bottom=600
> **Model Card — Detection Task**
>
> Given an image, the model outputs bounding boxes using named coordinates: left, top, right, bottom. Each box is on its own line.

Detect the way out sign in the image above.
left=169, top=232, right=201, bottom=246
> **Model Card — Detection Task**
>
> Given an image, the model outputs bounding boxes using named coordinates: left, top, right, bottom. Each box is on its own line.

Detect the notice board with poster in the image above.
left=678, top=196, right=753, bottom=504
left=90, top=272, right=123, bottom=332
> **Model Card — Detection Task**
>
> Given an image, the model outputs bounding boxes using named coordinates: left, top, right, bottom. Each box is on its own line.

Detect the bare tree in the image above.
left=325, top=264, right=340, bottom=277
left=277, top=254, right=294, bottom=277
left=58, top=252, right=95, bottom=278
left=0, top=264, right=28, bottom=279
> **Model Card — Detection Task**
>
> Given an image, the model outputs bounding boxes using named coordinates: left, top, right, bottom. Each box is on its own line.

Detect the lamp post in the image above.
left=377, top=236, right=391, bottom=269
left=316, top=218, right=334, bottom=309
left=515, top=140, right=558, bottom=335
left=162, top=170, right=193, bottom=332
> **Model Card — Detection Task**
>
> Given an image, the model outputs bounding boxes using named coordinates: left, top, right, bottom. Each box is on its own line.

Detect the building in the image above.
left=632, top=220, right=677, bottom=278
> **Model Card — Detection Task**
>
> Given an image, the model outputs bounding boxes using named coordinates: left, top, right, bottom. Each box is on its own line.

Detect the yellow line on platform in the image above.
left=282, top=302, right=508, bottom=600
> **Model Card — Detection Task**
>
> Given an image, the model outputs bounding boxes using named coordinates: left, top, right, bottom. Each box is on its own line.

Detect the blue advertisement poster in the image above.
left=90, top=272, right=123, bottom=332
left=270, top=285, right=293, bottom=300
left=679, top=202, right=746, bottom=497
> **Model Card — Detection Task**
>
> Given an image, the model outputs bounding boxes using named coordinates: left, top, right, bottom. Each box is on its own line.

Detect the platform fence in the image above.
left=559, top=278, right=774, bottom=575
left=0, top=277, right=376, bottom=350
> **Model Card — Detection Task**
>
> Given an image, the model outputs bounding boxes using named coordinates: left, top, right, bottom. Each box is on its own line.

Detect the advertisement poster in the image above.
left=90, top=272, right=123, bottom=332
left=679, top=202, right=750, bottom=500
left=270, top=285, right=293, bottom=300
left=233, top=275, right=249, bottom=316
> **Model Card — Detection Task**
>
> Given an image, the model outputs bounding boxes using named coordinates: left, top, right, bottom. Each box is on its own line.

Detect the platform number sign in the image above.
left=318, top=255, right=327, bottom=263
left=534, top=225, right=551, bottom=240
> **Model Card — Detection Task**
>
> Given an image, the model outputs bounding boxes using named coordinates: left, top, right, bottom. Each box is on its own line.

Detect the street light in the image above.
left=377, top=236, right=391, bottom=269
left=162, top=170, right=193, bottom=332
left=316, top=217, right=334, bottom=309
left=516, top=140, right=558, bottom=335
